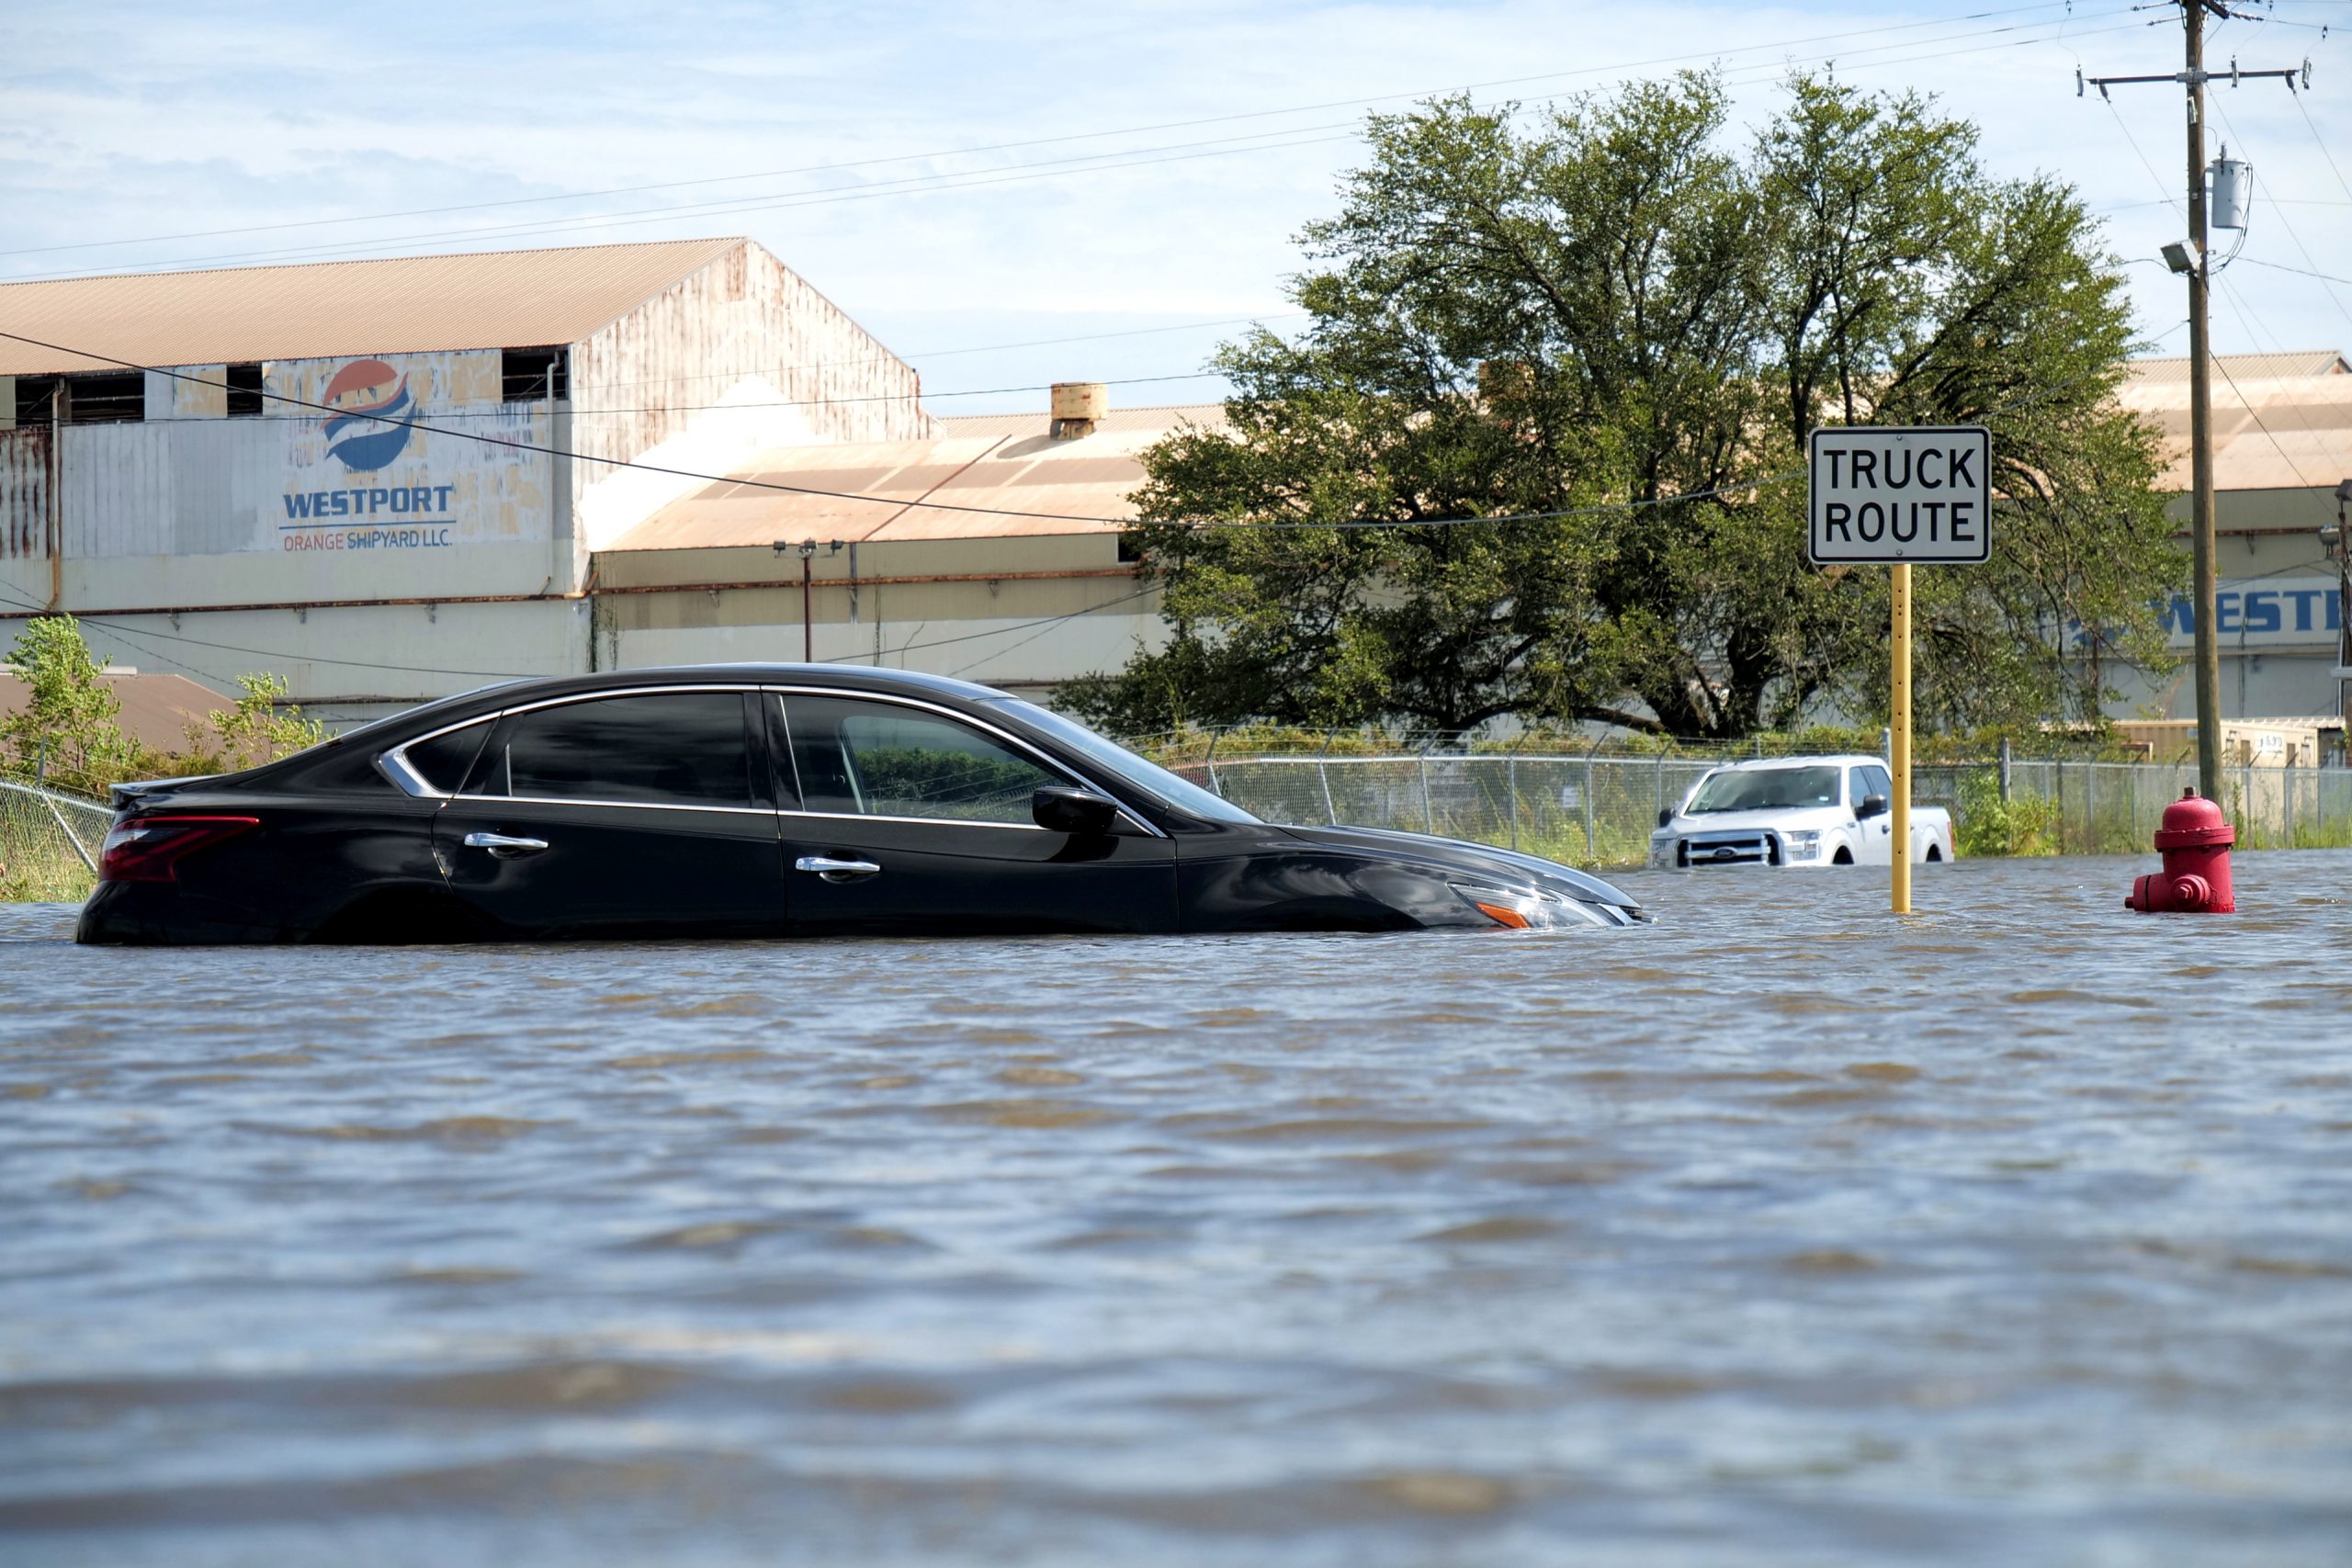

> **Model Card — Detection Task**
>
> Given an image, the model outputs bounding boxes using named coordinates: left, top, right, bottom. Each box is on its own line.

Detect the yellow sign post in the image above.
left=1807, top=424, right=1988, bottom=916
left=1890, top=562, right=1912, bottom=916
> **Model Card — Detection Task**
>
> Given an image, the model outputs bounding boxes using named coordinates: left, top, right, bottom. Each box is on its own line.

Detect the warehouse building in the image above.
left=590, top=389, right=1216, bottom=695
left=0, top=238, right=936, bottom=722
left=2112, top=349, right=2350, bottom=728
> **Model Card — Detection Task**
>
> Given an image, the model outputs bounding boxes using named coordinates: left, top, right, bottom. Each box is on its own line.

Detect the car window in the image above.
left=401, top=720, right=491, bottom=793
left=1856, top=764, right=1893, bottom=802
left=786, top=695, right=1062, bottom=823
left=980, top=697, right=1260, bottom=824
left=1686, top=766, right=1840, bottom=813
left=471, top=692, right=751, bottom=807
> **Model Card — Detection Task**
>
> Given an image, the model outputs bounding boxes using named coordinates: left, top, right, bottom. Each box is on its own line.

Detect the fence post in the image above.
left=1418, top=735, right=1437, bottom=836
left=1583, top=737, right=1600, bottom=862
left=1654, top=751, right=1666, bottom=824
left=2126, top=761, right=2137, bottom=851
left=2055, top=759, right=2065, bottom=855
left=1204, top=727, right=1224, bottom=797
left=1998, top=736, right=2012, bottom=803
left=1506, top=732, right=1527, bottom=852
left=1317, top=728, right=1338, bottom=826
left=2285, top=755, right=2297, bottom=848
left=42, top=795, right=97, bottom=875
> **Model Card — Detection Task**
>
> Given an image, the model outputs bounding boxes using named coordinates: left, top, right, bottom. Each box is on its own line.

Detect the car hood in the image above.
left=1276, top=823, right=1644, bottom=912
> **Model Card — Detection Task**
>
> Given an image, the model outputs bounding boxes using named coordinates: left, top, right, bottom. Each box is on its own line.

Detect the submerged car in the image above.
left=78, top=666, right=1645, bottom=943
left=1647, top=754, right=1955, bottom=869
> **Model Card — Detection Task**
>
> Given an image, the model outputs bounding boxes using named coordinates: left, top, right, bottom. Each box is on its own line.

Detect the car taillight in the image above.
left=98, top=817, right=259, bottom=883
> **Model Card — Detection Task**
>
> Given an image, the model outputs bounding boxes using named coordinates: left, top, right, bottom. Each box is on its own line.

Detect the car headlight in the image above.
left=1782, top=830, right=1821, bottom=857
left=1450, top=884, right=1602, bottom=931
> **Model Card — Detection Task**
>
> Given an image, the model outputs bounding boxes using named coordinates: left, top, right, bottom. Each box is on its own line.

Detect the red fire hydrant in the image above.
left=2125, top=789, right=2236, bottom=914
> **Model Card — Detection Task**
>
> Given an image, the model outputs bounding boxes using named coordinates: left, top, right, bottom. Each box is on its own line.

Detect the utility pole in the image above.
left=2330, top=479, right=2352, bottom=751
left=2083, top=2, right=2311, bottom=804
left=775, top=538, right=844, bottom=663
left=798, top=540, right=816, bottom=662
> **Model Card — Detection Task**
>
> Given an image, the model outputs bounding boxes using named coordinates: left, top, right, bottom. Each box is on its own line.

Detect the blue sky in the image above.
left=4, top=0, right=2347, bottom=412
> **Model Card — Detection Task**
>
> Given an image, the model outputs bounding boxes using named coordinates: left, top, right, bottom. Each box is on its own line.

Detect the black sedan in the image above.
left=76, top=666, right=1645, bottom=943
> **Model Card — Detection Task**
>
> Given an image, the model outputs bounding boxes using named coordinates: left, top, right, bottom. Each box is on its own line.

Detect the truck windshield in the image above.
left=1687, top=766, right=1841, bottom=813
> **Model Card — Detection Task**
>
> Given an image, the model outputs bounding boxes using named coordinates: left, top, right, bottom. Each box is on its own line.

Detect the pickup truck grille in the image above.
left=1675, top=831, right=1781, bottom=868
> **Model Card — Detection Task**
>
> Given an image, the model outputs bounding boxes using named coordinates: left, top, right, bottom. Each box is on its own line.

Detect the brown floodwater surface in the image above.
left=4, top=853, right=2350, bottom=1566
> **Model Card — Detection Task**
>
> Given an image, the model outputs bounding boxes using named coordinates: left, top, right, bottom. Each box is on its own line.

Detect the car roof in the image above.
left=338, top=664, right=1017, bottom=748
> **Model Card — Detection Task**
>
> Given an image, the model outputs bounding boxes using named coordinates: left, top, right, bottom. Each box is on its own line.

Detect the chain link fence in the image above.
left=1151, top=734, right=2352, bottom=868
left=0, top=778, right=109, bottom=901
left=3, top=738, right=2346, bottom=905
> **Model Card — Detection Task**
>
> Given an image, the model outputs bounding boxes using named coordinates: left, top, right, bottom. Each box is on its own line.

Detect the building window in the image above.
left=502, top=347, right=568, bottom=403
left=13, top=376, right=60, bottom=426
left=64, top=371, right=145, bottom=424
left=225, top=363, right=265, bottom=418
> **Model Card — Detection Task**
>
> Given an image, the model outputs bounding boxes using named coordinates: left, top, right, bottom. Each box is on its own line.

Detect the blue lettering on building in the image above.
left=283, top=485, right=462, bottom=527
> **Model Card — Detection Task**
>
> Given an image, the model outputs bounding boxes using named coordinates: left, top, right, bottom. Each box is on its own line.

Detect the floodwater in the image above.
left=4, top=854, right=2350, bottom=1568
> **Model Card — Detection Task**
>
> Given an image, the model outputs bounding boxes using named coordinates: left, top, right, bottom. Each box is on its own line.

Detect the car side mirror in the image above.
left=1857, top=794, right=1889, bottom=819
left=1034, top=784, right=1120, bottom=836
left=1657, top=807, right=1674, bottom=828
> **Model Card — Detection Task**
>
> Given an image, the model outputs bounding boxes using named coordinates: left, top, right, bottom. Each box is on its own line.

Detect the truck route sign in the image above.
left=1807, top=424, right=1991, bottom=565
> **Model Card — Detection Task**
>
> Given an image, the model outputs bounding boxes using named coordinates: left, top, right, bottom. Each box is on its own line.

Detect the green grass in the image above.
left=0, top=805, right=97, bottom=903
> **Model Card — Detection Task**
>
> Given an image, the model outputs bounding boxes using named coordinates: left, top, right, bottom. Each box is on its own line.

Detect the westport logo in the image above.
left=319, top=358, right=415, bottom=471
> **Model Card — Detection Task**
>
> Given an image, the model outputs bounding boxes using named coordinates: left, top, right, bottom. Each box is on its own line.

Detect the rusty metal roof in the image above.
left=607, top=404, right=1231, bottom=550
left=0, top=670, right=223, bottom=753
left=2126, top=350, right=2349, bottom=384
left=0, top=238, right=746, bottom=375
left=2120, top=350, right=2352, bottom=492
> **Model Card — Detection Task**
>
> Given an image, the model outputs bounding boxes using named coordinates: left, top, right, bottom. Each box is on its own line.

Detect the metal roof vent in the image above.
left=1049, top=381, right=1106, bottom=440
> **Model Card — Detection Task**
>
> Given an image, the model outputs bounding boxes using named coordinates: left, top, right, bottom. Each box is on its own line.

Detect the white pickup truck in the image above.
left=1647, top=754, right=1955, bottom=869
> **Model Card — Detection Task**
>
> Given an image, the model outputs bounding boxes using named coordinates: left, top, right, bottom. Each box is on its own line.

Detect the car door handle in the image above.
left=463, top=831, right=550, bottom=858
left=796, top=854, right=881, bottom=882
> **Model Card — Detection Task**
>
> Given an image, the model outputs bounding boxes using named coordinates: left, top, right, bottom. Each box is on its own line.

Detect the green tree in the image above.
left=1063, top=73, right=2181, bottom=740
left=0, top=615, right=137, bottom=787
left=178, top=672, right=331, bottom=774
left=3, top=616, right=329, bottom=792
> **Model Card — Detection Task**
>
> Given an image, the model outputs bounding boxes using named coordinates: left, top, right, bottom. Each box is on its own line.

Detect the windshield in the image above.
left=1686, top=766, right=1841, bottom=814
left=981, top=699, right=1261, bottom=824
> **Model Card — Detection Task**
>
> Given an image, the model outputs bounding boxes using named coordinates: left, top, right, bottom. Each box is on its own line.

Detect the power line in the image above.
left=0, top=328, right=1148, bottom=527
left=2210, top=275, right=2352, bottom=512
left=2290, top=85, right=2352, bottom=199
left=2236, top=255, right=2352, bottom=285
left=2207, top=95, right=2352, bottom=332
left=0, top=305, right=2187, bottom=546
left=0, top=573, right=1163, bottom=686
left=105, top=370, right=1227, bottom=425
left=0, top=2, right=2101, bottom=267
left=0, top=334, right=2189, bottom=688
left=0, top=130, right=1365, bottom=283
left=2, top=10, right=2151, bottom=284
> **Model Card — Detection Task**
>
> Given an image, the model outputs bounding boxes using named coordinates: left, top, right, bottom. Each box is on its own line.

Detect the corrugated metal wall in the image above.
left=47, top=350, right=554, bottom=562
left=574, top=242, right=935, bottom=469
left=62, top=421, right=261, bottom=558
left=570, top=243, right=939, bottom=557
left=0, top=426, right=51, bottom=561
